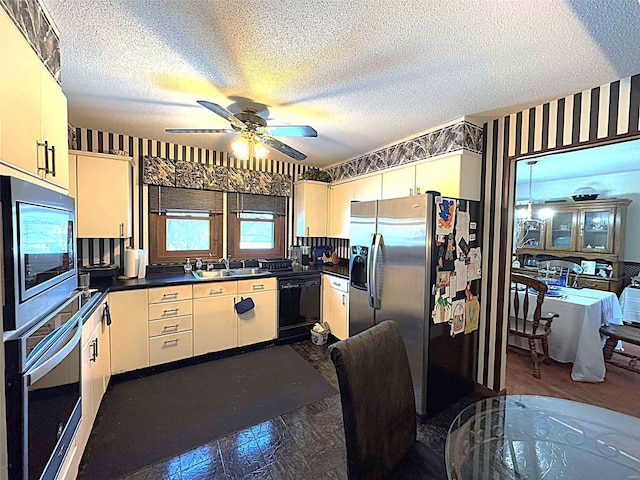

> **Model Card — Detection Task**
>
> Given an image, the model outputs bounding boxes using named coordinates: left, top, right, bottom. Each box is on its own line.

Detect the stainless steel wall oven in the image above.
left=1, top=176, right=77, bottom=333
left=3, top=293, right=97, bottom=480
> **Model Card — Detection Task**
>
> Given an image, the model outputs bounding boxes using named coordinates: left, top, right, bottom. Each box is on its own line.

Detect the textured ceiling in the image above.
left=43, top=0, right=640, bottom=168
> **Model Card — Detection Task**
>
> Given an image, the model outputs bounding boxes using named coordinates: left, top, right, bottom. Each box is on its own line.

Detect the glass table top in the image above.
left=445, top=395, right=640, bottom=480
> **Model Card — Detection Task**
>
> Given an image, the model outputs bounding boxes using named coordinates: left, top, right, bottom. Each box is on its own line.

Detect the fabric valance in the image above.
left=142, top=156, right=292, bottom=197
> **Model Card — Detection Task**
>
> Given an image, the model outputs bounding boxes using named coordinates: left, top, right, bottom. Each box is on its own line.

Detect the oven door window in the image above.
left=18, top=202, right=75, bottom=302
left=25, top=320, right=81, bottom=480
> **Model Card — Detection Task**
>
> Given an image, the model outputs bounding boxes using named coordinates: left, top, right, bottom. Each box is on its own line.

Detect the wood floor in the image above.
left=505, top=342, right=640, bottom=418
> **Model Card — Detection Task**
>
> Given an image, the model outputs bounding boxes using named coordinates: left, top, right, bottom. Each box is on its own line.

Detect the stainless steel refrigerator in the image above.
left=349, top=194, right=481, bottom=418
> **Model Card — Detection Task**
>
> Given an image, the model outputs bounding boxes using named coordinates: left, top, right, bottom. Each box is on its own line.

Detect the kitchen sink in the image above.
left=229, top=268, right=270, bottom=277
left=192, top=270, right=232, bottom=279
left=192, top=268, right=270, bottom=280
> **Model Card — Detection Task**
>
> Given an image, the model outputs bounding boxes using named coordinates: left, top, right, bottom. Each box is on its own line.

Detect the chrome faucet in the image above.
left=219, top=256, right=230, bottom=271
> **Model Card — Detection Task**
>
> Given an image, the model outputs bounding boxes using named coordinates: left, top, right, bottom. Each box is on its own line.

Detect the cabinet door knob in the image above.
left=306, top=226, right=310, bottom=236
left=416, top=187, right=420, bottom=195
left=410, top=188, right=413, bottom=196
left=119, top=223, right=124, bottom=237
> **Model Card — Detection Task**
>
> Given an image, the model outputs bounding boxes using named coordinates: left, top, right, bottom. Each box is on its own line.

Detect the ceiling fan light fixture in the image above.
left=231, top=136, right=250, bottom=160
left=253, top=141, right=269, bottom=160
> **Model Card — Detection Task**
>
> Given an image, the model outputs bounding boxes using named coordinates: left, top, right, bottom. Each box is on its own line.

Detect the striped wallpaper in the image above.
left=73, top=127, right=311, bottom=268
left=479, top=73, right=640, bottom=392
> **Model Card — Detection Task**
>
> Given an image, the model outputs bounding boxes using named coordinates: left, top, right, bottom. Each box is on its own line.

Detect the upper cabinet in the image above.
left=0, top=11, right=69, bottom=189
left=382, top=165, right=416, bottom=199
left=328, top=181, right=354, bottom=238
left=294, top=180, right=328, bottom=237
left=415, top=152, right=481, bottom=200
left=353, top=174, right=382, bottom=202
left=71, top=151, right=134, bottom=238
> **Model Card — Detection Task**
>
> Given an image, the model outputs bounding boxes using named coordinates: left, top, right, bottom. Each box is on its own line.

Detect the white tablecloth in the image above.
left=620, top=286, right=640, bottom=323
left=509, top=287, right=623, bottom=382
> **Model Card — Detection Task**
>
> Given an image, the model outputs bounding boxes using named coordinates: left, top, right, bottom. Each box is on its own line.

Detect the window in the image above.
left=149, top=187, right=223, bottom=263
left=228, top=194, right=286, bottom=259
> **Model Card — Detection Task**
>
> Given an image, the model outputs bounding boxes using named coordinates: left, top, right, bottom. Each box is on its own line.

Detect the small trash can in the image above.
left=310, top=322, right=331, bottom=345
left=311, top=329, right=328, bottom=345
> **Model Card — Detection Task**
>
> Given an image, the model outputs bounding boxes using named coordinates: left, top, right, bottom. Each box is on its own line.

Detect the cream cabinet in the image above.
left=72, top=151, right=133, bottom=238
left=78, top=302, right=110, bottom=454
left=328, top=181, right=354, bottom=238
left=322, top=274, right=349, bottom=340
left=148, top=285, right=193, bottom=366
left=353, top=174, right=382, bottom=201
left=109, top=289, right=149, bottom=374
left=193, top=282, right=238, bottom=355
left=237, top=278, right=277, bottom=347
left=0, top=11, right=69, bottom=188
left=294, top=180, right=328, bottom=237
left=415, top=152, right=482, bottom=201
left=382, top=165, right=416, bottom=199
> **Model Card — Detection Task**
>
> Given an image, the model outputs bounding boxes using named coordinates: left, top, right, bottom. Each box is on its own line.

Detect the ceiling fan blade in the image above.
left=264, top=125, right=318, bottom=137
left=165, top=128, right=236, bottom=134
left=196, top=100, right=247, bottom=130
left=259, top=134, right=307, bottom=161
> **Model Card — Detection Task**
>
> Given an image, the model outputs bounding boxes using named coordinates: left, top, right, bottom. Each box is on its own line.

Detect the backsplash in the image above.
left=0, top=0, right=60, bottom=81
left=295, top=237, right=350, bottom=262
left=325, top=120, right=482, bottom=182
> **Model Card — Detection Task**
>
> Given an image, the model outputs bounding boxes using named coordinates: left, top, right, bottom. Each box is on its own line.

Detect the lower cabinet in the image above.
left=109, top=289, right=149, bottom=374
left=148, top=285, right=194, bottom=366
left=64, top=301, right=111, bottom=480
left=237, top=278, right=277, bottom=347
left=193, top=281, right=238, bottom=355
left=322, top=274, right=349, bottom=340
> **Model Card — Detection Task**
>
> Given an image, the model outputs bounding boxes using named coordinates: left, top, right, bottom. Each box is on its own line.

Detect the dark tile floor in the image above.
left=111, top=340, right=484, bottom=479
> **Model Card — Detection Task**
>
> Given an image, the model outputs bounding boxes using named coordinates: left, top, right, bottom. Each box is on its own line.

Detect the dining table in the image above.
left=619, top=285, right=640, bottom=324
left=446, top=395, right=640, bottom=480
left=509, top=286, right=623, bottom=382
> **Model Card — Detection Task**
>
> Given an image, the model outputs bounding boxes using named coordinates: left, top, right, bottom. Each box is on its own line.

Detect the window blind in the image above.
left=228, top=193, right=287, bottom=216
left=149, top=186, right=224, bottom=214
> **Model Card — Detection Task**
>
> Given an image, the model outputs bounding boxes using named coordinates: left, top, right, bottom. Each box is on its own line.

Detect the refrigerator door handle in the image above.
left=370, top=233, right=382, bottom=309
left=366, top=234, right=376, bottom=308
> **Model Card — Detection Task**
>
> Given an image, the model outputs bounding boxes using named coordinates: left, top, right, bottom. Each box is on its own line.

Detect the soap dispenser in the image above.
left=184, top=258, right=192, bottom=273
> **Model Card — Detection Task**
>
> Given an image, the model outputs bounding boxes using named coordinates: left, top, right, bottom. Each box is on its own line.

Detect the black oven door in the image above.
left=22, top=316, right=82, bottom=480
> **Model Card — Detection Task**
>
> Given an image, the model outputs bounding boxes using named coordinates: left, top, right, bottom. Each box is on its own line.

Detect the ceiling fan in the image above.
left=166, top=100, right=317, bottom=161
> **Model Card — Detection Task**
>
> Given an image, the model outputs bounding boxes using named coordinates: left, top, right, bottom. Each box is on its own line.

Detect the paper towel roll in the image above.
left=137, top=250, right=147, bottom=279
left=124, top=249, right=140, bottom=278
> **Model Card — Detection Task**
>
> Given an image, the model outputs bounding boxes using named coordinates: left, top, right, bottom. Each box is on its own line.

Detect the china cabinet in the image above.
left=515, top=198, right=631, bottom=294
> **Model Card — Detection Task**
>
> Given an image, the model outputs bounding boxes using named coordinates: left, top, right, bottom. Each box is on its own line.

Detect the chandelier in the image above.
left=514, top=160, right=552, bottom=250
left=231, top=132, right=269, bottom=161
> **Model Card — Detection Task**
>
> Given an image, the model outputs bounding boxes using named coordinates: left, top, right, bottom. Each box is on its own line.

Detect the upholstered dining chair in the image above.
left=329, top=320, right=445, bottom=480
left=509, top=273, right=559, bottom=379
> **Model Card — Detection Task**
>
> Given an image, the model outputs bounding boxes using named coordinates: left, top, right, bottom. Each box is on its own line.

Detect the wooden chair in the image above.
left=509, top=274, right=559, bottom=378
left=329, top=320, right=445, bottom=479
left=540, top=260, right=583, bottom=287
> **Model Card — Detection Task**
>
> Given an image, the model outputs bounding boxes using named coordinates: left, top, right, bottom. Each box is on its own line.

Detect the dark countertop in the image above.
left=89, top=263, right=349, bottom=293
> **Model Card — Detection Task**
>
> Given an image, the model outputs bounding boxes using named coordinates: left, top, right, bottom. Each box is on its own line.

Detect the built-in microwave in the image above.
left=1, top=176, right=77, bottom=333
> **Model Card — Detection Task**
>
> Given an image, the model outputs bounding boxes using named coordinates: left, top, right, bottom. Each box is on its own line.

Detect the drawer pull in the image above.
left=333, top=282, right=341, bottom=287
left=210, top=288, right=223, bottom=294
left=163, top=339, right=179, bottom=346
left=162, top=293, right=179, bottom=299
left=342, top=294, right=346, bottom=306
left=252, top=284, right=265, bottom=290
left=163, top=324, right=180, bottom=331
left=163, top=308, right=179, bottom=315
left=584, top=282, right=597, bottom=287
